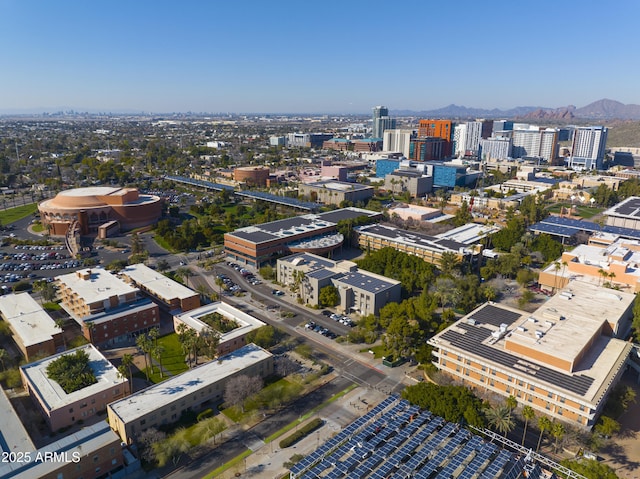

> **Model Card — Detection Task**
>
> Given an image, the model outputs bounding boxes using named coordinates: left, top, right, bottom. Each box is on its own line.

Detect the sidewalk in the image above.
left=216, top=386, right=389, bottom=479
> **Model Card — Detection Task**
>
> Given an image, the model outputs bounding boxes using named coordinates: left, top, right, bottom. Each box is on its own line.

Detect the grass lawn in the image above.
left=31, top=222, right=44, bottom=232
left=0, top=203, right=38, bottom=225
left=359, top=344, right=388, bottom=359
left=546, top=203, right=603, bottom=219
left=137, top=333, right=190, bottom=383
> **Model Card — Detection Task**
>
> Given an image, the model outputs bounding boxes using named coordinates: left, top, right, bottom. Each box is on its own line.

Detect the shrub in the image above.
left=197, top=409, right=214, bottom=421
left=279, top=418, right=323, bottom=448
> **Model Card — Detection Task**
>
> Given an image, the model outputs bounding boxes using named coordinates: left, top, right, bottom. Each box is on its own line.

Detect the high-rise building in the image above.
left=479, top=137, right=512, bottom=161
left=453, top=121, right=484, bottom=158
left=568, top=126, right=608, bottom=170
left=383, top=129, right=413, bottom=157
left=409, top=137, right=446, bottom=161
left=511, top=127, right=559, bottom=163
left=418, top=119, right=454, bottom=157
left=372, top=106, right=395, bottom=139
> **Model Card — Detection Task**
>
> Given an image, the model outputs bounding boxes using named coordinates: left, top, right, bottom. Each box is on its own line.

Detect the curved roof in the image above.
left=41, top=187, right=121, bottom=209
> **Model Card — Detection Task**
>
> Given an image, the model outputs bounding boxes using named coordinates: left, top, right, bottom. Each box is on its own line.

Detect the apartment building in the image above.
left=108, top=343, right=273, bottom=444
left=121, top=263, right=200, bottom=312
left=56, top=268, right=159, bottom=346
left=0, top=293, right=62, bottom=360
left=20, top=344, right=129, bottom=431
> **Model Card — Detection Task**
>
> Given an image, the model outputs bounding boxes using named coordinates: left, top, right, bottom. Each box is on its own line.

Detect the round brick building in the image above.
left=233, top=166, right=270, bottom=186
left=39, top=187, right=163, bottom=236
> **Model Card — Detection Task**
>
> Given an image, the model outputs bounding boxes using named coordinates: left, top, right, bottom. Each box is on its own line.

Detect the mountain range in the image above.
left=392, top=99, right=640, bottom=120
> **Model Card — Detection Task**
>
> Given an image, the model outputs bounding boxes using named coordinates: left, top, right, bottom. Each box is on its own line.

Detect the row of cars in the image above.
left=226, top=261, right=263, bottom=286
left=322, top=310, right=356, bottom=328
left=304, top=321, right=337, bottom=339
left=216, top=273, right=244, bottom=295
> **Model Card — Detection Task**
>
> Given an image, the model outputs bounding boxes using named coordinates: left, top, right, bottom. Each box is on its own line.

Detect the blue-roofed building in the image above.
left=276, top=252, right=400, bottom=316
left=433, top=163, right=469, bottom=188
left=375, top=158, right=402, bottom=178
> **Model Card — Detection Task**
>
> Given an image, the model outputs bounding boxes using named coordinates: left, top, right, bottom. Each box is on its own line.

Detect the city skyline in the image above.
left=1, top=0, right=638, bottom=114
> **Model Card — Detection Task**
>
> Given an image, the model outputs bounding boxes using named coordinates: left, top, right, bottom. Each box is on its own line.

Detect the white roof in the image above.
left=20, top=344, right=124, bottom=412
left=108, top=343, right=271, bottom=423
left=0, top=293, right=59, bottom=347
left=56, top=268, right=138, bottom=305
left=122, top=263, right=197, bottom=300
left=175, top=302, right=265, bottom=343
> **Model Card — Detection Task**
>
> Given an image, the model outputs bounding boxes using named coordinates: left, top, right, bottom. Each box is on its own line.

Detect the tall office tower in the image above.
left=418, top=119, right=454, bottom=157
left=373, top=106, right=395, bottom=138
left=568, top=126, right=608, bottom=170
left=511, top=128, right=559, bottom=163
left=383, top=129, right=413, bottom=157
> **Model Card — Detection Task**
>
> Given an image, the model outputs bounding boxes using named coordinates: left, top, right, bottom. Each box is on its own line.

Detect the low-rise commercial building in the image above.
left=603, top=196, right=640, bottom=230
left=356, top=224, right=473, bottom=266
left=56, top=268, right=159, bottom=346
left=384, top=169, right=433, bottom=198
left=539, top=237, right=640, bottom=293
left=298, top=180, right=374, bottom=206
left=0, top=293, right=62, bottom=360
left=20, top=344, right=129, bottom=431
left=277, top=252, right=401, bottom=316
left=224, top=207, right=381, bottom=268
left=107, top=343, right=273, bottom=444
left=174, top=302, right=265, bottom=356
left=428, top=281, right=634, bottom=428
left=121, top=263, right=200, bottom=312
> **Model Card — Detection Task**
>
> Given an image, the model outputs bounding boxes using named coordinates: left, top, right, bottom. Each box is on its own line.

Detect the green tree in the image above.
left=536, top=416, right=552, bottom=452
left=120, top=353, right=134, bottom=387
left=551, top=421, right=565, bottom=453
left=438, top=252, right=461, bottom=277
left=521, top=405, right=535, bottom=446
left=559, top=459, right=618, bottom=479
left=0, top=348, right=7, bottom=371
left=193, top=416, right=226, bottom=445
left=319, top=285, right=339, bottom=307
left=136, top=334, right=153, bottom=381
left=486, top=405, right=515, bottom=437
left=453, top=200, right=473, bottom=227
left=402, top=383, right=486, bottom=427
left=54, top=318, right=66, bottom=350
left=594, top=416, right=620, bottom=439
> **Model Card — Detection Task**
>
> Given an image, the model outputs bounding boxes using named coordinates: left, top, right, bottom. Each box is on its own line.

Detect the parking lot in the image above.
left=0, top=243, right=81, bottom=287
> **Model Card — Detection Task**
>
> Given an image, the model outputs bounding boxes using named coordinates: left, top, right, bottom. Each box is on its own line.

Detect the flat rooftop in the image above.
left=20, top=344, right=123, bottom=412
left=108, top=343, right=271, bottom=424
left=0, top=388, right=34, bottom=454
left=227, top=207, right=379, bottom=245
left=0, top=422, right=119, bottom=479
left=430, top=300, right=631, bottom=404
left=121, top=263, right=197, bottom=300
left=0, top=293, right=59, bottom=347
left=357, top=224, right=469, bottom=254
left=435, top=223, right=501, bottom=245
left=175, top=302, right=265, bottom=344
left=304, top=180, right=373, bottom=192
left=56, top=267, right=138, bottom=305
left=604, top=196, right=640, bottom=219
left=333, top=271, right=400, bottom=294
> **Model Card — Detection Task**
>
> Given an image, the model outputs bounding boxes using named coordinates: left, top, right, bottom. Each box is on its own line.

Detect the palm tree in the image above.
left=176, top=267, right=194, bottom=288
left=551, top=421, right=565, bottom=453
left=153, top=344, right=165, bottom=379
left=121, top=353, right=134, bottom=388
left=0, top=348, right=7, bottom=371
left=536, top=416, right=552, bottom=452
left=505, top=395, right=517, bottom=421
left=136, top=334, right=153, bottom=381
left=486, top=405, right=515, bottom=438
left=521, top=405, right=535, bottom=446
left=54, top=318, right=66, bottom=350
left=597, top=268, right=607, bottom=287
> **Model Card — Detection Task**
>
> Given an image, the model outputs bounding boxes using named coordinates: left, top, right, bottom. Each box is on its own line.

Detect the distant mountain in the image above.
left=574, top=99, right=640, bottom=120
left=392, top=104, right=541, bottom=119
left=392, top=99, right=640, bottom=120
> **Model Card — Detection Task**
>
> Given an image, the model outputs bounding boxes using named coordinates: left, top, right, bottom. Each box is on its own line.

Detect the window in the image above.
left=68, top=408, right=73, bottom=413
left=112, top=458, right=118, bottom=465
left=140, top=419, right=146, bottom=426
left=80, top=403, right=87, bottom=408
left=93, top=455, right=99, bottom=463
left=505, top=386, right=510, bottom=394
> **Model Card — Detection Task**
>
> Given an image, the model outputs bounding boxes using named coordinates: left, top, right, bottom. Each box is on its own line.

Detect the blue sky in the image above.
left=1, top=0, right=638, bottom=114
